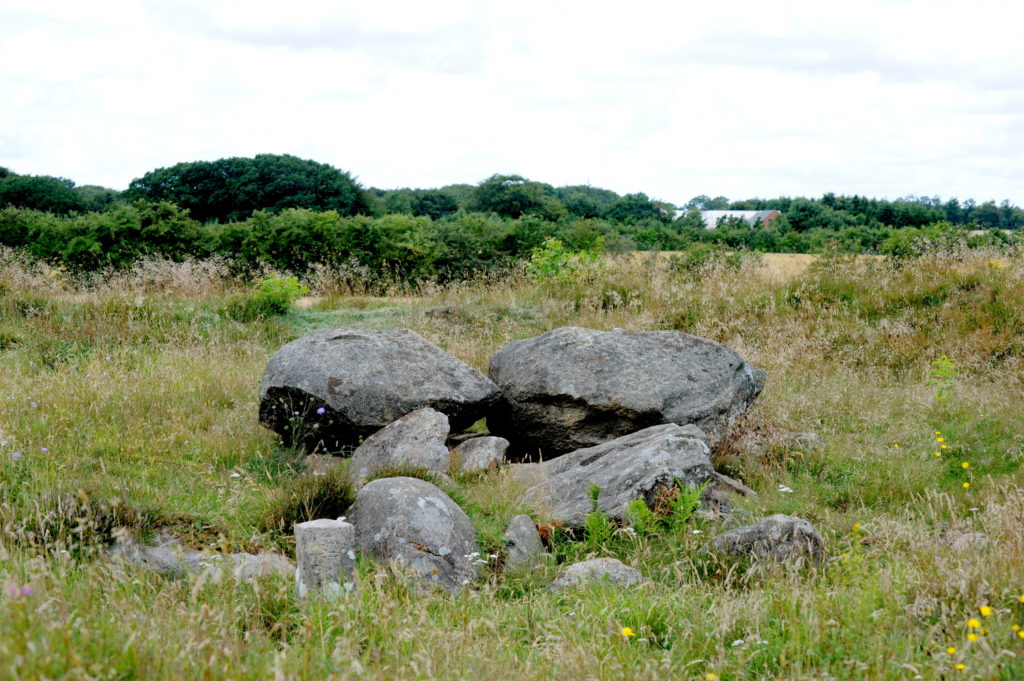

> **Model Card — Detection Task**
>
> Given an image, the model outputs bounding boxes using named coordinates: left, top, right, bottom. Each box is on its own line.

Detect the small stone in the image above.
left=350, top=409, right=450, bottom=486
left=549, top=557, right=643, bottom=591
left=304, top=454, right=341, bottom=477
left=295, top=518, right=357, bottom=599
left=452, top=436, right=510, bottom=474
left=501, top=514, right=545, bottom=573
left=705, top=514, right=825, bottom=565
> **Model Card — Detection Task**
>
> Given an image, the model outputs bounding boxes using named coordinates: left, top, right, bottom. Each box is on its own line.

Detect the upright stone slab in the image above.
left=488, top=326, right=765, bottom=458
left=452, top=436, right=510, bottom=474
left=501, top=514, right=545, bottom=573
left=259, top=328, right=500, bottom=449
left=295, top=518, right=357, bottom=599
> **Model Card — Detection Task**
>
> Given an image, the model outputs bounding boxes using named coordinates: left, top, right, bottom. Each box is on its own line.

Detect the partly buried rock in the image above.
left=349, top=477, right=478, bottom=592
left=516, top=424, right=715, bottom=528
left=488, top=326, right=765, bottom=458
left=259, top=328, right=500, bottom=450
left=705, top=514, right=825, bottom=565
left=350, top=408, right=450, bottom=486
left=501, top=514, right=546, bottom=573
left=452, top=436, right=510, bottom=474
left=550, top=557, right=643, bottom=591
left=295, top=518, right=357, bottom=599
left=108, top=529, right=293, bottom=580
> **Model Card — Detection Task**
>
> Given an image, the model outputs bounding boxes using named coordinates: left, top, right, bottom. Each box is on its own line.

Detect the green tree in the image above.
left=0, top=174, right=85, bottom=214
left=603, top=193, right=666, bottom=224
left=126, top=154, right=370, bottom=223
left=468, top=174, right=567, bottom=220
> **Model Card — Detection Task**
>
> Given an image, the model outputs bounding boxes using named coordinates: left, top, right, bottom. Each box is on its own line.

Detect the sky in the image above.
left=1, top=0, right=1022, bottom=206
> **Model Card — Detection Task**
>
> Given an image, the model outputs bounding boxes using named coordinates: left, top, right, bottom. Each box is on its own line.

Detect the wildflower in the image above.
left=1020, top=594, right=1024, bottom=603
left=893, top=443, right=900, bottom=448
left=230, top=472, right=242, bottom=478
left=935, top=431, right=942, bottom=435
left=778, top=485, right=794, bottom=493
left=937, top=437, right=945, bottom=443
left=941, top=444, right=947, bottom=450
left=962, top=482, right=970, bottom=489
left=968, top=618, right=981, bottom=629
left=731, top=638, right=745, bottom=647
left=1019, top=630, right=1024, bottom=640
left=955, top=663, right=966, bottom=670
left=105, top=355, right=111, bottom=361
left=20, top=585, right=32, bottom=597
left=946, top=647, right=957, bottom=654
left=316, top=407, right=326, bottom=415
left=705, top=675, right=718, bottom=681
left=30, top=401, right=37, bottom=408
left=11, top=451, right=21, bottom=460
left=980, top=606, right=992, bottom=617
left=692, top=529, right=703, bottom=534
left=40, top=447, right=47, bottom=452
left=934, top=451, right=942, bottom=457
left=967, top=633, right=978, bottom=641
left=1012, top=624, right=1020, bottom=632
left=852, top=523, right=862, bottom=531
left=621, top=627, right=636, bottom=638
left=961, top=461, right=969, bottom=469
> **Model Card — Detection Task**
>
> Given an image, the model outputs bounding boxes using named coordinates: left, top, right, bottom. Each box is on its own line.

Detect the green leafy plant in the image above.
left=927, top=355, right=959, bottom=403
left=582, top=482, right=614, bottom=549
left=665, top=480, right=706, bottom=530
left=625, top=498, right=657, bottom=537
left=526, top=236, right=603, bottom=283
left=253, top=273, right=309, bottom=314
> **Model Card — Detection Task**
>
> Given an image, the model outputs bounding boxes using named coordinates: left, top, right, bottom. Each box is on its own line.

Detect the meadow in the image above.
left=1, top=246, right=1022, bottom=680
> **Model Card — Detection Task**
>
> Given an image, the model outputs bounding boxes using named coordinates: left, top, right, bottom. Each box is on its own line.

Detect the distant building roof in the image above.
left=697, top=210, right=780, bottom=229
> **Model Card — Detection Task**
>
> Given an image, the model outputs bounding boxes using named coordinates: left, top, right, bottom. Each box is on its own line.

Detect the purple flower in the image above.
left=11, top=451, right=21, bottom=461
left=293, top=411, right=299, bottom=416
left=105, top=355, right=111, bottom=361
left=20, top=585, right=33, bottom=597
left=6, top=584, right=18, bottom=599
left=30, top=401, right=37, bottom=408
left=316, top=407, right=326, bottom=415
left=40, top=447, right=47, bottom=452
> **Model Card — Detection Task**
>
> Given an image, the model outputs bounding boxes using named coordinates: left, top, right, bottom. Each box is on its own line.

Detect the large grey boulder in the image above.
left=452, top=436, right=509, bottom=474
left=705, top=514, right=825, bottom=565
left=515, top=424, right=715, bottom=528
left=259, top=328, right=500, bottom=449
left=349, top=477, right=478, bottom=592
left=549, top=557, right=643, bottom=591
left=488, top=326, right=765, bottom=458
left=295, top=518, right=357, bottom=599
left=350, top=409, right=451, bottom=486
left=501, top=514, right=546, bottom=573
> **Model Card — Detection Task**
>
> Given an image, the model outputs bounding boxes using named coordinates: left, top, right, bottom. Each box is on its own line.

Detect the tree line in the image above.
left=0, top=155, right=1020, bottom=278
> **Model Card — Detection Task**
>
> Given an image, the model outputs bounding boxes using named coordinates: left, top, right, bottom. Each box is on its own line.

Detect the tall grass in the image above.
left=1, top=247, right=1023, bottom=679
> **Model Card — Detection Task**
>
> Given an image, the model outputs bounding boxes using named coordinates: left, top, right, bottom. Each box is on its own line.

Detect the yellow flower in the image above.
left=967, top=633, right=978, bottom=641
left=955, top=663, right=966, bottom=670
left=946, top=646, right=957, bottom=654
left=705, top=675, right=718, bottom=681
left=1019, top=594, right=1024, bottom=603
left=980, top=606, right=993, bottom=617
left=621, top=626, right=636, bottom=638
left=853, top=523, right=862, bottom=531
left=941, top=444, right=948, bottom=449
left=1012, top=624, right=1020, bottom=632
left=937, top=437, right=945, bottom=443
left=961, top=461, right=970, bottom=469
left=962, top=482, right=970, bottom=489
left=967, top=618, right=981, bottom=629
left=1018, top=630, right=1024, bottom=640
left=934, top=451, right=942, bottom=457
left=935, top=430, right=942, bottom=435
left=893, top=443, right=900, bottom=448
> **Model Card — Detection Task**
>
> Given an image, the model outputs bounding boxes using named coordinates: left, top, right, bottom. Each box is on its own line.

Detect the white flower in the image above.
left=731, top=639, right=745, bottom=647
left=778, top=485, right=794, bottom=493
left=230, top=472, right=242, bottom=478
left=692, top=529, right=703, bottom=534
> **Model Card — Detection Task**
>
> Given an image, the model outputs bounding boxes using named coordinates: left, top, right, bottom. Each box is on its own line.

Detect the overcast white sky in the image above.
left=1, top=0, right=1022, bottom=205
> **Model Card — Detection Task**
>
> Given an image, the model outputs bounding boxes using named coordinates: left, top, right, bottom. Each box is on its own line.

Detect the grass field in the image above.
left=1, top=247, right=1023, bottom=680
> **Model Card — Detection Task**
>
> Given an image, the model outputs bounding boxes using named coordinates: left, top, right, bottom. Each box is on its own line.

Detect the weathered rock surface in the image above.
left=349, top=477, right=478, bottom=592
left=501, top=514, right=545, bottom=573
left=303, top=453, right=341, bottom=477
left=731, top=428, right=824, bottom=459
left=549, top=557, right=643, bottom=591
left=452, top=436, right=509, bottom=474
left=259, top=328, right=500, bottom=449
left=705, top=514, right=825, bottom=564
left=488, top=326, right=765, bottom=458
left=108, top=530, right=294, bottom=580
left=515, top=424, right=715, bottom=528
left=350, top=408, right=451, bottom=486
left=295, top=518, right=357, bottom=599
